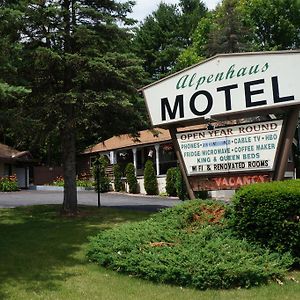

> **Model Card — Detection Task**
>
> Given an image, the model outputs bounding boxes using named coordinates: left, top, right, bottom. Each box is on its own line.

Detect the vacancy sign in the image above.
left=176, top=120, right=283, bottom=176
left=142, top=51, right=300, bottom=126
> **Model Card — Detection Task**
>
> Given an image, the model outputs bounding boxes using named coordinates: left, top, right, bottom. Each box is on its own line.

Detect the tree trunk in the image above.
left=61, top=105, right=78, bottom=214
left=61, top=0, right=77, bottom=214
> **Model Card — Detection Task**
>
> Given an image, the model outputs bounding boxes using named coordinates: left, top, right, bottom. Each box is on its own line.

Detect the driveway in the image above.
left=0, top=190, right=181, bottom=211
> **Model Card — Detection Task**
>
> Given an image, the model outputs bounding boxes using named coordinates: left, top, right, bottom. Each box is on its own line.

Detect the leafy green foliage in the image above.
left=51, top=176, right=93, bottom=188
left=177, top=0, right=300, bottom=67
left=125, top=163, right=138, bottom=194
left=0, top=175, right=18, bottom=192
left=206, top=0, right=251, bottom=56
left=93, top=156, right=110, bottom=193
left=239, top=0, right=300, bottom=51
left=144, top=160, right=158, bottom=195
left=231, top=180, right=300, bottom=260
left=134, top=0, right=207, bottom=79
left=87, top=200, right=293, bottom=290
left=165, top=167, right=178, bottom=196
left=113, top=164, right=123, bottom=192
left=195, top=190, right=209, bottom=199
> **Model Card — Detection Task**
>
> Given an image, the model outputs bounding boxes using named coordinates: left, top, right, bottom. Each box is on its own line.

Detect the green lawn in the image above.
left=0, top=205, right=299, bottom=300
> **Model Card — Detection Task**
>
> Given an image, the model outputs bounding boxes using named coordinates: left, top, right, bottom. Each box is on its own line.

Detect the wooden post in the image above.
left=169, top=127, right=195, bottom=200
left=274, top=108, right=300, bottom=181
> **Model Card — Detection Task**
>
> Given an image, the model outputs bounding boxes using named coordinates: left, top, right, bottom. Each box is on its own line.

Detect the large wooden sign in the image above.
left=177, top=120, right=283, bottom=175
left=141, top=51, right=300, bottom=197
left=142, top=51, right=300, bottom=127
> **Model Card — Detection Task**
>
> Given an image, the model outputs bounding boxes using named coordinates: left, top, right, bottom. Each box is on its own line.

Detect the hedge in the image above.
left=125, top=163, right=138, bottom=194
left=87, top=200, right=293, bottom=290
left=165, top=167, right=177, bottom=196
left=144, top=160, right=158, bottom=195
left=231, top=180, right=300, bottom=260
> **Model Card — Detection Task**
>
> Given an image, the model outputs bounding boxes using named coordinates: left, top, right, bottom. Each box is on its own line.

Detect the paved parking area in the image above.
left=0, top=190, right=181, bottom=211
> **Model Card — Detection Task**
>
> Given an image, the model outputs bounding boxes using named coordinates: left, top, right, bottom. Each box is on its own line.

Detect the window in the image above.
left=159, top=143, right=177, bottom=175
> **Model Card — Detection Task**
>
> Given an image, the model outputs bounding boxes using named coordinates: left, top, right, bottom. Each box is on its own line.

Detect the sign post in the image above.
left=274, top=108, right=300, bottom=180
left=169, top=127, right=195, bottom=199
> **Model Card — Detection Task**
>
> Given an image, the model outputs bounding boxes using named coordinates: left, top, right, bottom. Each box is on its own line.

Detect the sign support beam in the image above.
left=274, top=107, right=300, bottom=181
left=169, top=127, right=195, bottom=200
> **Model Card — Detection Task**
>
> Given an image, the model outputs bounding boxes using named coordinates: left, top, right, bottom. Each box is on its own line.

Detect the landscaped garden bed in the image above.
left=87, top=180, right=300, bottom=290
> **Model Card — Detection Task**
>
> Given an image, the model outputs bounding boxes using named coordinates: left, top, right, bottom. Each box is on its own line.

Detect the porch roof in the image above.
left=83, top=124, right=207, bottom=155
left=83, top=128, right=172, bottom=154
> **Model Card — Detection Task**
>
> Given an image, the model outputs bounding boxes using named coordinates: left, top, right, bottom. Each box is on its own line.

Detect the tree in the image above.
left=134, top=2, right=181, bottom=79
left=0, top=4, right=31, bottom=145
left=239, top=0, right=300, bottom=50
left=176, top=13, right=212, bottom=68
left=205, top=0, right=251, bottom=56
left=134, top=0, right=207, bottom=79
left=178, top=0, right=207, bottom=46
left=0, top=0, right=147, bottom=214
left=177, top=0, right=300, bottom=68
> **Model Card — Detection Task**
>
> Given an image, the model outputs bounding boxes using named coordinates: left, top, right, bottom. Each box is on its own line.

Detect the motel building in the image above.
left=78, top=128, right=178, bottom=193
left=0, top=143, right=34, bottom=189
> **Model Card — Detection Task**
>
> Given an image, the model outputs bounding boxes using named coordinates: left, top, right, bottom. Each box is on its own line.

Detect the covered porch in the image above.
left=79, top=128, right=178, bottom=188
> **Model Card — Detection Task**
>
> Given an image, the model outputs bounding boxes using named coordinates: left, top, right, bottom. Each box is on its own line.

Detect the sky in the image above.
left=123, top=0, right=221, bottom=22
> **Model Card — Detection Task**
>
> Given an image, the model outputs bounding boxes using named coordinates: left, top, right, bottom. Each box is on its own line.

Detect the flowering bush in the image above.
left=51, top=175, right=93, bottom=188
left=52, top=176, right=64, bottom=186
left=0, top=175, right=19, bottom=192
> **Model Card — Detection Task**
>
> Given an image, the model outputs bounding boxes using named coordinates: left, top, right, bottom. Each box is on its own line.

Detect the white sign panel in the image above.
left=176, top=120, right=283, bottom=176
left=142, top=51, right=300, bottom=126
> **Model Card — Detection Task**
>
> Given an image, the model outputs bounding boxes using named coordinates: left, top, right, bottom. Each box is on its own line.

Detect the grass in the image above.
left=0, top=205, right=299, bottom=299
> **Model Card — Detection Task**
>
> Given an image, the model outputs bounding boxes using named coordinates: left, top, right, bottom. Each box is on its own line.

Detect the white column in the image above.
left=132, top=148, right=137, bottom=175
left=155, top=144, right=160, bottom=176
left=109, top=151, right=115, bottom=164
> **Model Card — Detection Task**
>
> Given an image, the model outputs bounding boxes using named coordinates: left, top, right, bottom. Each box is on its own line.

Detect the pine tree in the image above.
left=0, top=0, right=146, bottom=214
left=134, top=1, right=207, bottom=79
left=206, top=0, right=251, bottom=56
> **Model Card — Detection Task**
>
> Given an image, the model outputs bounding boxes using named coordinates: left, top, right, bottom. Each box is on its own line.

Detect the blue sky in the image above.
left=123, top=0, right=221, bottom=22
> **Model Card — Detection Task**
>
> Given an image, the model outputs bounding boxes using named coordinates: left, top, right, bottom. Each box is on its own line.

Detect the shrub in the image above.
left=87, top=200, right=293, bottom=290
left=195, top=190, right=209, bottom=199
left=0, top=175, right=19, bottom=192
left=76, top=180, right=93, bottom=188
left=93, top=156, right=110, bottom=193
left=125, top=163, right=138, bottom=194
left=52, top=176, right=64, bottom=186
left=144, top=160, right=158, bottom=195
left=51, top=176, right=93, bottom=188
left=175, top=167, right=188, bottom=200
left=165, top=167, right=177, bottom=196
left=113, top=164, right=123, bottom=192
left=231, top=180, right=300, bottom=260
